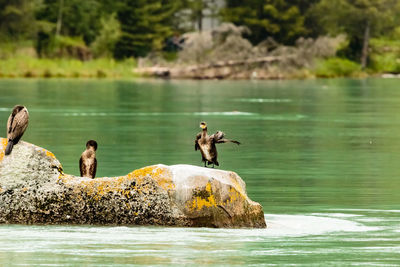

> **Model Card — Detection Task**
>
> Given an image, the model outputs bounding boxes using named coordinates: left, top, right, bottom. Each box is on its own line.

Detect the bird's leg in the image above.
left=212, top=163, right=215, bottom=168
left=204, top=161, right=207, bottom=168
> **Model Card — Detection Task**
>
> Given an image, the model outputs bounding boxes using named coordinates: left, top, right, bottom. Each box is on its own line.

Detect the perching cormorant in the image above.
left=5, top=105, right=29, bottom=155
left=194, top=121, right=240, bottom=168
left=79, top=140, right=98, bottom=178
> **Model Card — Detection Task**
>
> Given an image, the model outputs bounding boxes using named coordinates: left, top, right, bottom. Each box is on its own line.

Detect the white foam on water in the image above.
left=262, top=214, right=379, bottom=237
left=359, top=246, right=400, bottom=253
left=235, top=98, right=292, bottom=103
left=0, top=213, right=382, bottom=255
left=356, top=217, right=386, bottom=222
left=193, top=111, right=255, bottom=116
left=311, top=213, right=363, bottom=218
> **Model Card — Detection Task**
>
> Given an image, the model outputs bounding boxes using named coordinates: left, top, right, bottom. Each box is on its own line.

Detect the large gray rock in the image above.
left=0, top=138, right=266, bottom=228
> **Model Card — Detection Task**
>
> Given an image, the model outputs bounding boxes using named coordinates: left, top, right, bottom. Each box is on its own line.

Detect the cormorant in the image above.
left=194, top=121, right=240, bottom=168
left=79, top=140, right=98, bottom=178
left=5, top=105, right=29, bottom=155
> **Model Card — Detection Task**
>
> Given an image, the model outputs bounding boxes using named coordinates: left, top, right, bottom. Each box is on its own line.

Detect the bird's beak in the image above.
left=200, top=124, right=206, bottom=129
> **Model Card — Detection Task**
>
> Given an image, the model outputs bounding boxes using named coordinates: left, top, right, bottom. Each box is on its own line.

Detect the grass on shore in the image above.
left=0, top=57, right=138, bottom=78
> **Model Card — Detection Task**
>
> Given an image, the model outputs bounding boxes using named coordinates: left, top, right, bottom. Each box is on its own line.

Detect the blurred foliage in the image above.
left=0, top=0, right=400, bottom=76
left=221, top=0, right=311, bottom=45
left=0, top=56, right=137, bottom=78
left=310, top=0, right=400, bottom=62
left=0, top=0, right=39, bottom=40
left=36, top=0, right=102, bottom=44
left=369, top=38, right=400, bottom=73
left=91, top=13, right=121, bottom=58
left=314, top=58, right=361, bottom=78
left=113, top=0, right=183, bottom=58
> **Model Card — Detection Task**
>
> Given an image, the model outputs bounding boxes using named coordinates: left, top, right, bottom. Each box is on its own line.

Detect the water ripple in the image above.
left=59, top=111, right=257, bottom=117
left=234, top=98, right=293, bottom=103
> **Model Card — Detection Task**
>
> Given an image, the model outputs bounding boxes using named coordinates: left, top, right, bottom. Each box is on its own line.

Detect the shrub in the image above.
left=369, top=38, right=400, bottom=73
left=314, top=57, right=361, bottom=77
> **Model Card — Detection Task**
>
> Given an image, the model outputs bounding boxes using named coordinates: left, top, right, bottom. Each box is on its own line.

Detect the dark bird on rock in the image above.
left=194, top=121, right=240, bottom=168
left=5, top=105, right=29, bottom=155
left=79, top=140, right=98, bottom=178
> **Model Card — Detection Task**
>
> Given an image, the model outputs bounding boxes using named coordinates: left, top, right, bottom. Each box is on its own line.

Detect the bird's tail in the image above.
left=5, top=140, right=13, bottom=155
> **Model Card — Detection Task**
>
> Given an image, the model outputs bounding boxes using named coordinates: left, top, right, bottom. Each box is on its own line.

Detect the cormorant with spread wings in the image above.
left=195, top=121, right=240, bottom=168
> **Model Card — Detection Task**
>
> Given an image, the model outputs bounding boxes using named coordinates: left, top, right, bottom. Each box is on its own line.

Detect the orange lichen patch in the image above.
left=0, top=138, right=7, bottom=162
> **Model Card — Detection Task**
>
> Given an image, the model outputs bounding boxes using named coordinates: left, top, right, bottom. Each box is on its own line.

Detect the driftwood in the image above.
left=135, top=55, right=295, bottom=79
left=189, top=55, right=294, bottom=70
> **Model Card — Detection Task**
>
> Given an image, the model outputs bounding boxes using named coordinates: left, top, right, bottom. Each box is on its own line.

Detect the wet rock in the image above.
left=0, top=138, right=266, bottom=228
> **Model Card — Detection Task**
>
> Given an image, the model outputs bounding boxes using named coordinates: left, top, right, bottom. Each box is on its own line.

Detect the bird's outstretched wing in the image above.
left=216, top=139, right=241, bottom=145
left=212, top=131, right=240, bottom=145
left=194, top=132, right=201, bottom=151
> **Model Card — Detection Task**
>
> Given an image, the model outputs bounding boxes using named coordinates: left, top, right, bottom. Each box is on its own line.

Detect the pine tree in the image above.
left=114, top=0, right=183, bottom=58
left=221, top=0, right=307, bottom=45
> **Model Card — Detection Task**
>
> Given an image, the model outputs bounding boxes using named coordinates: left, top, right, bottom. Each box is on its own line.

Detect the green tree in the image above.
left=0, top=0, right=38, bottom=40
left=311, top=0, right=400, bottom=68
left=91, top=13, right=121, bottom=58
left=36, top=0, right=102, bottom=44
left=221, top=0, right=307, bottom=45
left=114, top=0, right=183, bottom=58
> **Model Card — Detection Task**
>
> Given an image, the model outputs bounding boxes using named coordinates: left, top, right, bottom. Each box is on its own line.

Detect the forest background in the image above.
left=1, top=0, right=400, bottom=79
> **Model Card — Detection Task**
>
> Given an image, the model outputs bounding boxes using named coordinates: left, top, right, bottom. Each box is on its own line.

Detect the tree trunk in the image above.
left=56, top=0, right=64, bottom=37
left=361, top=21, right=370, bottom=69
left=197, top=9, right=203, bottom=32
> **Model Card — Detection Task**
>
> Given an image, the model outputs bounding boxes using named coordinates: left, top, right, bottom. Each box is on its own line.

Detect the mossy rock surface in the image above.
left=0, top=138, right=266, bottom=228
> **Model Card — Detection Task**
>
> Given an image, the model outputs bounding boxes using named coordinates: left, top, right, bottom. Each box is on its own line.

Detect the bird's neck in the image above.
left=201, top=128, right=208, bottom=137
left=86, top=147, right=96, bottom=155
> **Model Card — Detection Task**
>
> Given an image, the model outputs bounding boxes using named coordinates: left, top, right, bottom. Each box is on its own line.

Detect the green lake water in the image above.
left=0, top=78, right=399, bottom=266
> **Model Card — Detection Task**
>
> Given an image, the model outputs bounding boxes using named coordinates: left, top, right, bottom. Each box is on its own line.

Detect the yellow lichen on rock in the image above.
left=130, top=165, right=175, bottom=190
left=45, top=150, right=56, bottom=159
left=78, top=176, right=131, bottom=201
left=187, top=181, right=246, bottom=212
left=0, top=138, right=7, bottom=162
left=190, top=182, right=218, bottom=211
left=57, top=165, right=173, bottom=202
left=225, top=187, right=243, bottom=204
left=38, top=148, right=57, bottom=159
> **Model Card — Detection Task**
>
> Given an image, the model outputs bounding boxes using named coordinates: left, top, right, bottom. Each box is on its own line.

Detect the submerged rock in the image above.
left=0, top=138, right=266, bottom=228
